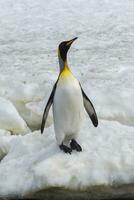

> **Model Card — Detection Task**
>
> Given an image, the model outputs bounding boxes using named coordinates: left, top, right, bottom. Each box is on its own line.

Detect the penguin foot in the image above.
left=59, top=144, right=72, bottom=154
left=70, top=139, right=82, bottom=152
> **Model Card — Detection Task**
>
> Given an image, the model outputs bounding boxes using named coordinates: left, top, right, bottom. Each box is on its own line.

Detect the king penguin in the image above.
left=41, top=37, right=98, bottom=154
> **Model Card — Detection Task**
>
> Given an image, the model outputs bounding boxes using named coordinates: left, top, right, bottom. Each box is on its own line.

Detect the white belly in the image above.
left=53, top=76, right=83, bottom=145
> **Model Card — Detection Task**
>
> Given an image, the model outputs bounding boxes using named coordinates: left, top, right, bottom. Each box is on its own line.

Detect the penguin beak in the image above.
left=66, top=37, right=78, bottom=46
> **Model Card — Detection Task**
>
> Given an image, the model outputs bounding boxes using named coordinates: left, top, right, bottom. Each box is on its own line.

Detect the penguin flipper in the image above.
left=41, top=82, right=57, bottom=134
left=80, top=85, right=98, bottom=127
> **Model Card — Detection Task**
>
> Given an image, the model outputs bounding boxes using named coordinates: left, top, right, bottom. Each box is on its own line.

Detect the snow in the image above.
left=0, top=75, right=52, bottom=130
left=0, top=120, right=134, bottom=196
left=0, top=0, right=134, bottom=197
left=0, top=130, right=12, bottom=161
left=0, top=97, right=30, bottom=134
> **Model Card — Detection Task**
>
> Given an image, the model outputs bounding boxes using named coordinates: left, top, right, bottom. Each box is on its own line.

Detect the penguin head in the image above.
left=58, top=37, right=78, bottom=62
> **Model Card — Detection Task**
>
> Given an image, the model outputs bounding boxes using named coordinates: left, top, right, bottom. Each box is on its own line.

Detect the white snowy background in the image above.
left=0, top=0, right=134, bottom=197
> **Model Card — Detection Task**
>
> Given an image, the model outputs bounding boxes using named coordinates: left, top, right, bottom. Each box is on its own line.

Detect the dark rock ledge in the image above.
left=1, top=184, right=134, bottom=200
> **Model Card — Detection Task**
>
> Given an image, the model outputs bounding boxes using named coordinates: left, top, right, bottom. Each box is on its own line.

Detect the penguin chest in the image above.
left=53, top=77, right=83, bottom=134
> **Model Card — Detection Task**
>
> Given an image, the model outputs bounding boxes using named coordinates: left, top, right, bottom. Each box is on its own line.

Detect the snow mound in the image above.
left=0, top=130, right=13, bottom=161
left=0, top=75, right=53, bottom=130
left=0, top=97, right=30, bottom=134
left=0, top=75, right=44, bottom=103
left=26, top=100, right=53, bottom=129
left=0, top=119, right=134, bottom=196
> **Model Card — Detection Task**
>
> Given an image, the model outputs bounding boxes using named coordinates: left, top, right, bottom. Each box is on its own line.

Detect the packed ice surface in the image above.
left=0, top=119, right=134, bottom=196
left=0, top=0, right=134, bottom=196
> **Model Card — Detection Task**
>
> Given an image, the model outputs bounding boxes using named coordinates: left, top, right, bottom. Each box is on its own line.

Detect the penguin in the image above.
left=41, top=37, right=98, bottom=154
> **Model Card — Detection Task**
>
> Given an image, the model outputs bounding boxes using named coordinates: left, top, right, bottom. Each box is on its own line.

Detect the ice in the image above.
left=0, top=97, right=30, bottom=134
left=0, top=130, right=12, bottom=161
left=84, top=85, right=134, bottom=126
left=0, top=75, right=53, bottom=130
left=0, top=120, right=134, bottom=196
left=0, top=0, right=134, bottom=197
left=26, top=100, right=53, bottom=129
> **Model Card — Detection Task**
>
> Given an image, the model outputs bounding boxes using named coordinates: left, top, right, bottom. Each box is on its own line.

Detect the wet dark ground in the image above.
left=1, top=184, right=134, bottom=200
